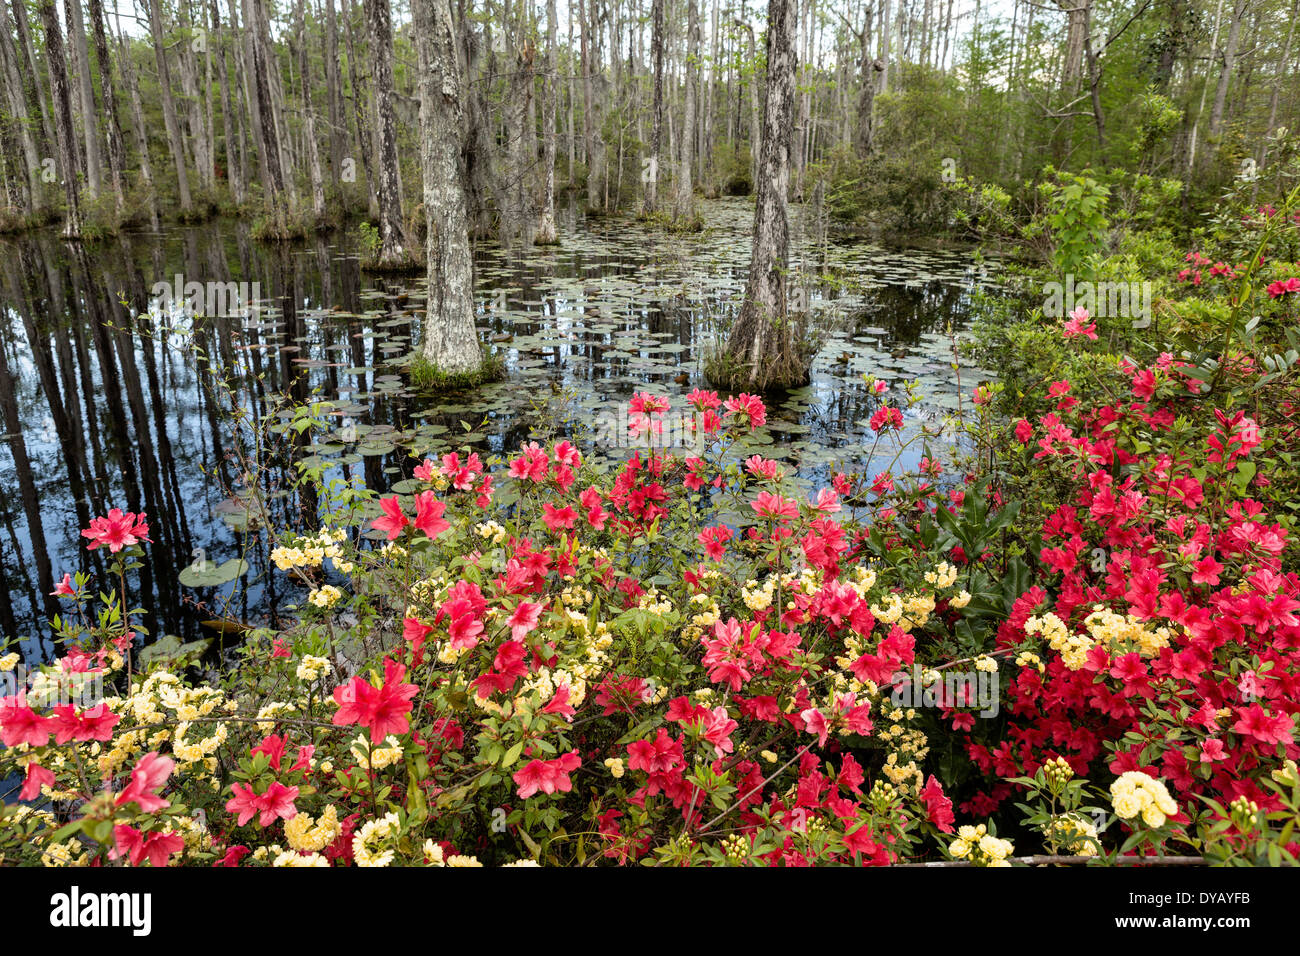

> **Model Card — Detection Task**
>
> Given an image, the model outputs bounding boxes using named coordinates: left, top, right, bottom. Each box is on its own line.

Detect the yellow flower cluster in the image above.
left=1083, top=606, right=1172, bottom=658
left=1024, top=612, right=1091, bottom=670
left=350, top=734, right=403, bottom=769
left=1272, top=759, right=1299, bottom=786
left=871, top=593, right=904, bottom=625
left=353, top=813, right=401, bottom=868
left=1046, top=812, right=1100, bottom=856
left=924, top=562, right=960, bottom=589
left=0, top=652, right=19, bottom=671
left=256, top=701, right=299, bottom=733
left=1015, top=651, right=1044, bottom=672
left=1110, top=771, right=1178, bottom=827
left=273, top=850, right=330, bottom=867
left=40, top=840, right=92, bottom=867
left=604, top=757, right=626, bottom=778
left=172, top=719, right=228, bottom=767
left=475, top=520, right=508, bottom=544
left=1043, top=755, right=1075, bottom=787
left=95, top=672, right=228, bottom=778
left=1027, top=607, right=1174, bottom=672
left=296, top=655, right=332, bottom=682
left=636, top=588, right=676, bottom=616
left=421, top=840, right=482, bottom=867
left=271, top=528, right=349, bottom=571
left=741, top=577, right=778, bottom=612
left=950, top=824, right=1014, bottom=866
left=285, top=805, right=342, bottom=852
left=308, top=585, right=343, bottom=608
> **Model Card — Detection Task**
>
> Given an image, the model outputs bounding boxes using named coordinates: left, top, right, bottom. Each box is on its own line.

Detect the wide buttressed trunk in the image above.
left=718, top=0, right=806, bottom=392
left=413, top=0, right=480, bottom=375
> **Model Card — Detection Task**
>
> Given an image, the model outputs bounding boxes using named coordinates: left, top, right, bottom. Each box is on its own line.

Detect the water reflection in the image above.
left=0, top=199, right=999, bottom=658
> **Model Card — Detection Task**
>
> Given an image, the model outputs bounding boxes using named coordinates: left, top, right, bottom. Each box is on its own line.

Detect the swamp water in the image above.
left=0, top=198, right=1001, bottom=659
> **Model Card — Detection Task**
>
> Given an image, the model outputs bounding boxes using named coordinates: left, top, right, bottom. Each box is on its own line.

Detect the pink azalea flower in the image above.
left=1063, top=306, right=1098, bottom=340
left=542, top=503, right=578, bottom=532
left=751, top=491, right=798, bottom=521
left=225, top=781, right=300, bottom=827
left=111, top=825, right=185, bottom=867
left=413, top=490, right=450, bottom=539
left=331, top=658, right=419, bottom=743
left=81, top=508, right=152, bottom=552
left=723, top=393, right=767, bottom=429
left=20, top=762, right=55, bottom=801
left=115, top=751, right=175, bottom=813
left=508, top=601, right=545, bottom=640
left=370, top=495, right=409, bottom=540
left=1199, top=738, right=1227, bottom=763
left=513, top=751, right=580, bottom=798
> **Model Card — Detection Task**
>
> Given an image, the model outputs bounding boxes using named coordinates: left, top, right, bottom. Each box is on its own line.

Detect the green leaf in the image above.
left=178, top=557, right=250, bottom=588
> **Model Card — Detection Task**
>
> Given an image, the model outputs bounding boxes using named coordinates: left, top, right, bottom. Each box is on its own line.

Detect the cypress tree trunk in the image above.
left=0, top=3, right=41, bottom=210
left=88, top=0, right=127, bottom=211
left=413, top=0, right=481, bottom=374
left=535, top=0, right=560, bottom=244
left=64, top=0, right=102, bottom=200
left=364, top=0, right=410, bottom=264
left=211, top=0, right=245, bottom=205
left=296, top=0, right=327, bottom=218
left=246, top=0, right=287, bottom=206
left=673, top=0, right=699, bottom=226
left=718, top=0, right=806, bottom=391
left=147, top=0, right=195, bottom=212
left=323, top=0, right=347, bottom=179
left=643, top=0, right=664, bottom=216
left=36, top=0, right=82, bottom=237
left=10, top=0, right=55, bottom=154
left=115, top=11, right=159, bottom=228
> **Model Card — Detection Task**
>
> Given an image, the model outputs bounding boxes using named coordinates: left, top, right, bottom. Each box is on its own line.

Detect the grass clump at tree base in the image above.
left=407, top=347, right=505, bottom=393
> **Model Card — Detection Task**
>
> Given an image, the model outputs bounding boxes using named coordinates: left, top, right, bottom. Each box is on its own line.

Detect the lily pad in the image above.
left=179, top=558, right=250, bottom=588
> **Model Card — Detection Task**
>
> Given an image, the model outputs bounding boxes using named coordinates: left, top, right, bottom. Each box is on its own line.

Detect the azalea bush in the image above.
left=4, top=188, right=1300, bottom=867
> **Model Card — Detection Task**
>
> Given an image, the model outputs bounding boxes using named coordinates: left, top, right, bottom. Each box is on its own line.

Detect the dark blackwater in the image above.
left=0, top=198, right=1000, bottom=663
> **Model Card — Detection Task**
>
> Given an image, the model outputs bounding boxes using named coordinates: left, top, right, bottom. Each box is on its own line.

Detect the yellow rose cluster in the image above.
left=1109, top=771, right=1179, bottom=828
left=950, top=824, right=1014, bottom=866
left=271, top=528, right=350, bottom=572
left=1083, top=606, right=1172, bottom=658
left=285, top=805, right=342, bottom=852
left=1046, top=812, right=1100, bottom=856
left=1026, top=607, right=1174, bottom=672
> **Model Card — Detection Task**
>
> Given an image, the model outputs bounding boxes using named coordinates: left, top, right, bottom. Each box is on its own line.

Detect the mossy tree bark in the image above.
left=672, top=0, right=699, bottom=225
left=642, top=0, right=664, bottom=216
left=365, top=0, right=410, bottom=264
left=36, top=0, right=81, bottom=238
left=535, top=0, right=560, bottom=244
left=413, top=0, right=480, bottom=375
left=719, top=0, right=806, bottom=392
